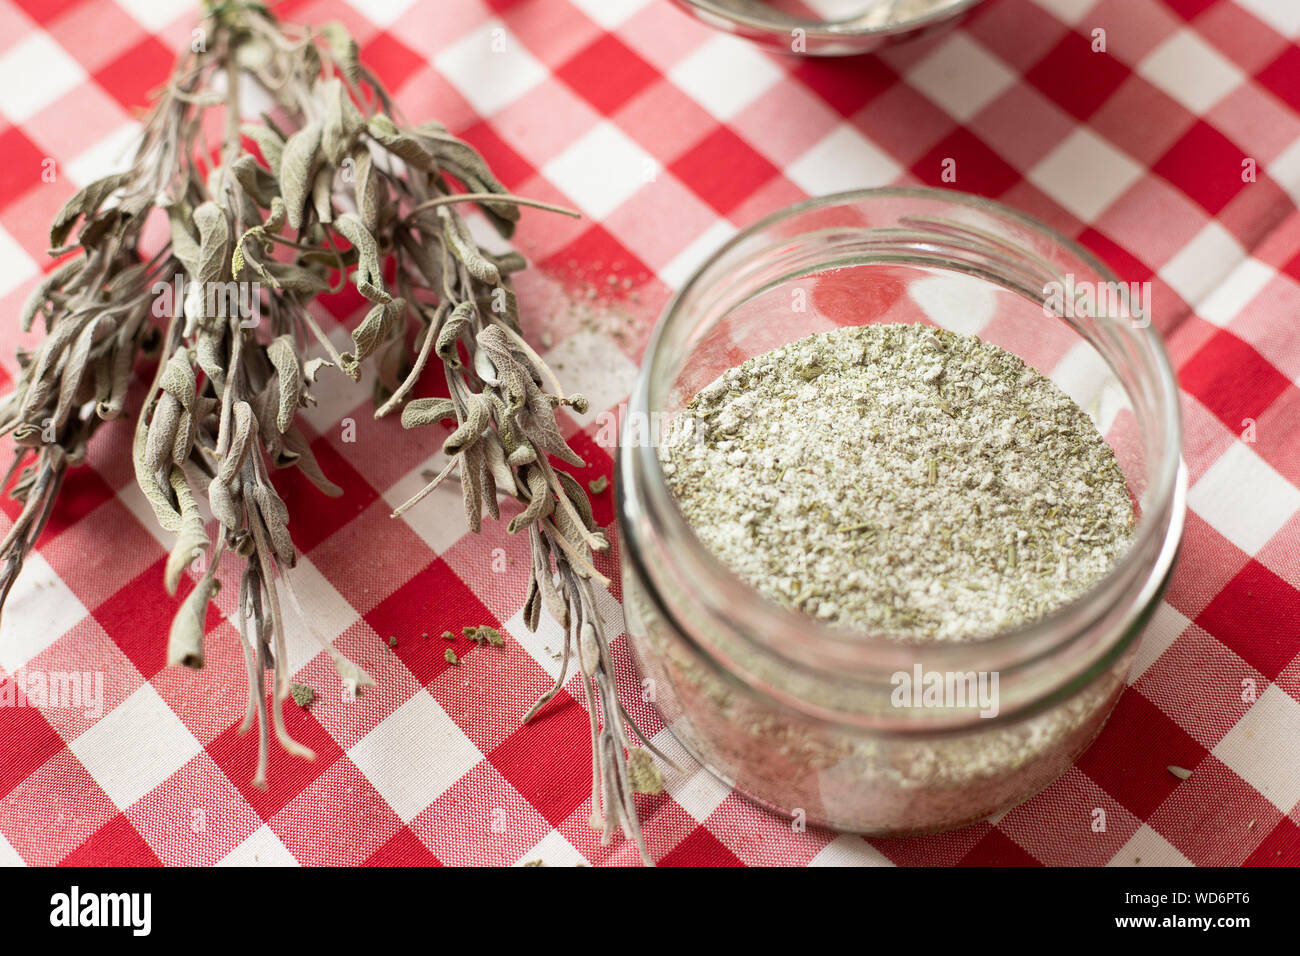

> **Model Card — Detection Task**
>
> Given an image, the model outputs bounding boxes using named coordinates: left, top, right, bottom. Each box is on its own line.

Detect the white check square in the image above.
left=114, top=0, right=192, bottom=30
left=1108, top=825, right=1193, bottom=866
left=69, top=683, right=202, bottom=810
left=1267, top=138, right=1300, bottom=207
left=1129, top=602, right=1191, bottom=683
left=1213, top=686, right=1300, bottom=813
left=1234, top=0, right=1300, bottom=38
left=343, top=0, right=419, bottom=28
left=569, top=0, right=652, bottom=29
left=0, top=829, right=22, bottom=866
left=1159, top=221, right=1247, bottom=309
left=909, top=273, right=996, bottom=338
left=540, top=329, right=639, bottom=427
left=659, top=219, right=737, bottom=291
left=1198, top=259, right=1275, bottom=328
left=1028, top=128, right=1143, bottom=222
left=64, top=123, right=145, bottom=187
left=297, top=322, right=372, bottom=435
left=386, top=442, right=465, bottom=555
left=1137, top=30, right=1244, bottom=115
left=1187, top=441, right=1300, bottom=555
left=434, top=20, right=548, bottom=117
left=0, top=552, right=88, bottom=673
left=0, top=32, right=86, bottom=123
left=515, top=829, right=587, bottom=866
left=652, top=728, right=730, bottom=823
left=1027, top=0, right=1098, bottom=24
left=217, top=825, right=299, bottom=866
left=809, top=834, right=895, bottom=866
left=906, top=34, right=1017, bottom=122
left=542, top=121, right=655, bottom=220
left=348, top=690, right=483, bottom=822
left=276, top=557, right=360, bottom=676
left=0, top=223, right=38, bottom=303
left=668, top=34, right=785, bottom=122
left=786, top=124, right=902, bottom=196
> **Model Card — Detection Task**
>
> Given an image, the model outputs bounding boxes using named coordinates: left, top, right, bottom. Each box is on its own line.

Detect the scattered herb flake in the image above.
left=627, top=749, right=663, bottom=795
left=464, top=625, right=504, bottom=646
left=289, top=683, right=315, bottom=708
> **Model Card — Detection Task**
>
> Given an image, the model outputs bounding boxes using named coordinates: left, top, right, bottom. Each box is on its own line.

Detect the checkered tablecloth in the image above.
left=0, top=0, right=1297, bottom=867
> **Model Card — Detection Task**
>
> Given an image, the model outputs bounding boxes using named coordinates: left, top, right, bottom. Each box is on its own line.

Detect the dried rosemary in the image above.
left=0, top=1, right=657, bottom=863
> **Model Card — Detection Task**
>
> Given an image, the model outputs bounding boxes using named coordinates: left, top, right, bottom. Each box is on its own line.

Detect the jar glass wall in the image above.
left=616, top=188, right=1186, bottom=834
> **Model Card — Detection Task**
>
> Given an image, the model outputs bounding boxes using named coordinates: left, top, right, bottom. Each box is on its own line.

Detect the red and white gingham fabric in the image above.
left=0, top=0, right=1297, bottom=867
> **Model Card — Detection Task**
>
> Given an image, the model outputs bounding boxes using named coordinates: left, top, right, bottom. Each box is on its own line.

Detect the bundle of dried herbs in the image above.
left=0, top=1, right=660, bottom=863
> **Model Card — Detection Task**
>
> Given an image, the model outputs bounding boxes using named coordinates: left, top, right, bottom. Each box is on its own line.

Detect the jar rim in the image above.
left=622, top=186, right=1185, bottom=677
left=672, top=0, right=986, bottom=47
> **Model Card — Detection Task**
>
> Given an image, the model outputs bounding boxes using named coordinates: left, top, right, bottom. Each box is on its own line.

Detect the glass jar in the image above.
left=616, top=188, right=1186, bottom=834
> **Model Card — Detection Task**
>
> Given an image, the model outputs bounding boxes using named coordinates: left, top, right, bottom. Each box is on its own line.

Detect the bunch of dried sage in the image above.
left=0, top=1, right=660, bottom=863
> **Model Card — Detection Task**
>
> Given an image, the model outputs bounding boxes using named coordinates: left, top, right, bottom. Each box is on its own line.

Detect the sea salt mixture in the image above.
left=662, top=324, right=1135, bottom=641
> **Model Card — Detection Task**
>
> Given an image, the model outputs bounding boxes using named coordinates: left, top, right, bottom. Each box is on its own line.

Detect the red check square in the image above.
left=207, top=705, right=344, bottom=819
left=361, top=31, right=426, bottom=94
left=95, top=561, right=221, bottom=680
left=959, top=828, right=1041, bottom=866
left=1074, top=690, right=1209, bottom=820
left=365, top=826, right=442, bottom=866
left=670, top=126, right=780, bottom=216
left=911, top=127, right=1020, bottom=198
left=0, top=126, right=47, bottom=209
left=0, top=697, right=63, bottom=799
left=659, top=825, right=745, bottom=866
left=791, top=55, right=896, bottom=117
left=1197, top=560, right=1300, bottom=679
left=93, top=36, right=174, bottom=114
left=1243, top=816, right=1300, bottom=865
left=1258, top=47, right=1300, bottom=115
left=1179, top=330, right=1291, bottom=430
left=1153, top=121, right=1251, bottom=215
left=12, top=0, right=80, bottom=24
left=364, top=559, right=497, bottom=684
left=488, top=693, right=590, bottom=826
left=1025, top=31, right=1131, bottom=120
left=557, top=34, right=659, bottom=116
left=59, top=813, right=160, bottom=866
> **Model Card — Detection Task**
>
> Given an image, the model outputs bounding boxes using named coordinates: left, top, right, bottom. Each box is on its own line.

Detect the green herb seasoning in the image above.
left=662, top=324, right=1135, bottom=641
left=464, top=625, right=505, bottom=646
